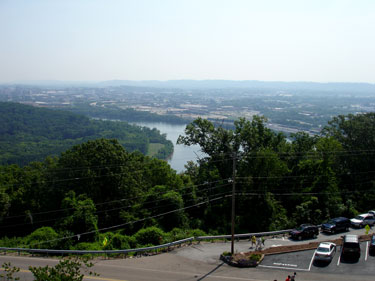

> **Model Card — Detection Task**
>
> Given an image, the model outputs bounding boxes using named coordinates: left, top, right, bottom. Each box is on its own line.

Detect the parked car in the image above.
left=342, top=234, right=360, bottom=259
left=368, top=210, right=375, bottom=215
left=369, top=234, right=375, bottom=256
left=314, top=242, right=336, bottom=262
left=350, top=213, right=375, bottom=228
left=321, top=217, right=350, bottom=234
left=290, top=224, right=319, bottom=240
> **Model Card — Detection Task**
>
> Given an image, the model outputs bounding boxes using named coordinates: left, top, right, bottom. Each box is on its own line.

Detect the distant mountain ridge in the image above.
left=2, top=79, right=375, bottom=92
left=97, top=79, right=375, bottom=92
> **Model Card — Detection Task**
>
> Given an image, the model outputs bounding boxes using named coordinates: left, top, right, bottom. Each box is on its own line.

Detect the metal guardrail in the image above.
left=0, top=237, right=195, bottom=256
left=0, top=229, right=293, bottom=256
left=195, top=229, right=292, bottom=241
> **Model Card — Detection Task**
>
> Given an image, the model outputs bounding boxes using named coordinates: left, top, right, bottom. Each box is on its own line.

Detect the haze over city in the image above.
left=1, top=0, right=375, bottom=83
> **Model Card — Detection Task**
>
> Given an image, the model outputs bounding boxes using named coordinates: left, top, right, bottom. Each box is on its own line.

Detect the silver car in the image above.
left=314, top=242, right=336, bottom=261
left=350, top=213, right=375, bottom=228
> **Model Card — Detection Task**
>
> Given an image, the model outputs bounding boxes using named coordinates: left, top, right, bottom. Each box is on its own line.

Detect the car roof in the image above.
left=344, top=234, right=359, bottom=242
left=335, top=217, right=348, bottom=220
left=330, top=217, right=348, bottom=222
left=318, top=242, right=335, bottom=248
left=352, top=214, right=367, bottom=219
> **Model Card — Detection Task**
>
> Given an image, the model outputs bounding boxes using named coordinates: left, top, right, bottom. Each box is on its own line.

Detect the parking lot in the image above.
left=259, top=241, right=375, bottom=276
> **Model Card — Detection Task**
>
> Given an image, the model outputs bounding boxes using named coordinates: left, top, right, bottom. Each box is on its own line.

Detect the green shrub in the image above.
left=29, top=256, right=98, bottom=281
left=189, top=229, right=207, bottom=237
left=0, top=236, right=25, bottom=248
left=249, top=253, right=262, bottom=261
left=133, top=226, right=166, bottom=246
left=71, top=242, right=102, bottom=251
left=56, top=230, right=75, bottom=250
left=0, top=262, right=20, bottom=280
left=97, top=232, right=136, bottom=250
left=110, top=233, right=130, bottom=249
left=25, top=227, right=59, bottom=249
left=124, top=235, right=137, bottom=248
left=222, top=251, right=232, bottom=256
left=166, top=228, right=207, bottom=242
left=167, top=228, right=188, bottom=242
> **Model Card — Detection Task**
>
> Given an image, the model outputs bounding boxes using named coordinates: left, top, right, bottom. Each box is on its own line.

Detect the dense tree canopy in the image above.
left=0, top=112, right=375, bottom=250
left=0, top=102, right=173, bottom=165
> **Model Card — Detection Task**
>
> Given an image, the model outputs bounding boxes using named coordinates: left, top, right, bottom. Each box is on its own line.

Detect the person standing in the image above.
left=261, top=236, right=265, bottom=246
left=251, top=235, right=256, bottom=248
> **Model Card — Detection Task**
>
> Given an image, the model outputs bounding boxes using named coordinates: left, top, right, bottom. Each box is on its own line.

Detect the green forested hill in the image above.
left=0, top=113, right=374, bottom=250
left=0, top=102, right=173, bottom=165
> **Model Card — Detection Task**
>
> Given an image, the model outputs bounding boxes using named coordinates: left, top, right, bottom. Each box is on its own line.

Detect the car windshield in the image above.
left=317, top=247, right=329, bottom=252
left=296, top=226, right=305, bottom=231
left=327, top=220, right=335, bottom=224
left=355, top=215, right=365, bottom=220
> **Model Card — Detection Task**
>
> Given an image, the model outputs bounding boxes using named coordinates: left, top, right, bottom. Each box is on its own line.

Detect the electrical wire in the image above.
left=28, top=193, right=231, bottom=247
left=0, top=183, right=233, bottom=229
left=0, top=178, right=231, bottom=220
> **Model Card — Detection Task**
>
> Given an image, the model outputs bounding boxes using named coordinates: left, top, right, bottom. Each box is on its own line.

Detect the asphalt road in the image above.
left=0, top=227, right=374, bottom=281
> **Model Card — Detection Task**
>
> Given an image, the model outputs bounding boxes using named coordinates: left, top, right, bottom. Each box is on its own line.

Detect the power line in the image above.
left=0, top=183, right=233, bottom=229
left=0, top=178, right=231, bottom=220
left=2, top=166, right=374, bottom=221
left=28, top=193, right=231, bottom=247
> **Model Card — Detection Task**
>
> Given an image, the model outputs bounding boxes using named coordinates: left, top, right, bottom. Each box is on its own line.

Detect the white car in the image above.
left=350, top=213, right=375, bottom=228
left=314, top=242, right=336, bottom=261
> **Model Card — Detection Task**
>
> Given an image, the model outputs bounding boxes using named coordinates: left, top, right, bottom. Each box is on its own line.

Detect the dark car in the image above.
left=369, top=234, right=375, bottom=256
left=342, top=234, right=360, bottom=259
left=321, top=217, right=350, bottom=234
left=290, top=224, right=319, bottom=240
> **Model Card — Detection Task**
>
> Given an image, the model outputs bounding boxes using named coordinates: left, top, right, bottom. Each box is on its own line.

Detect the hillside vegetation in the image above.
left=0, top=112, right=374, bottom=250
left=0, top=102, right=173, bottom=165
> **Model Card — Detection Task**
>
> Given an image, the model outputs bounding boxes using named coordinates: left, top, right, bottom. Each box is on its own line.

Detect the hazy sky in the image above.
left=1, top=0, right=374, bottom=83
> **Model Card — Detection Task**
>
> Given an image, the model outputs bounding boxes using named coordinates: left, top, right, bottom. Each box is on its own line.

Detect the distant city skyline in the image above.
left=1, top=0, right=375, bottom=83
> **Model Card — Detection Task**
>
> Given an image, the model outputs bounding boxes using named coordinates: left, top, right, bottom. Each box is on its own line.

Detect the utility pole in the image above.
left=231, top=152, right=236, bottom=255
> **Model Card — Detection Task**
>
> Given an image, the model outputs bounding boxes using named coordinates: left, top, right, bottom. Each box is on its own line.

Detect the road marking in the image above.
left=308, top=250, right=316, bottom=271
left=194, top=276, right=274, bottom=281
left=270, top=238, right=286, bottom=241
left=85, top=276, right=128, bottom=281
left=365, top=241, right=369, bottom=261
left=271, top=244, right=282, bottom=247
left=273, top=262, right=297, bottom=267
left=337, top=246, right=342, bottom=266
left=258, top=265, right=310, bottom=272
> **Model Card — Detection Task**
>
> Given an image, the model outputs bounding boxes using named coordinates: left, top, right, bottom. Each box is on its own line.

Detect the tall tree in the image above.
left=177, top=117, right=290, bottom=232
left=323, top=113, right=375, bottom=208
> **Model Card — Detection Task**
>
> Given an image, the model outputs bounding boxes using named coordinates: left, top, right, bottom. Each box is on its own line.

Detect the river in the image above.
left=133, top=122, right=204, bottom=173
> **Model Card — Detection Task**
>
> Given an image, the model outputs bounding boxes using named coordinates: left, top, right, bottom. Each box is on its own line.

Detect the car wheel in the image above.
left=298, top=235, right=302, bottom=241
